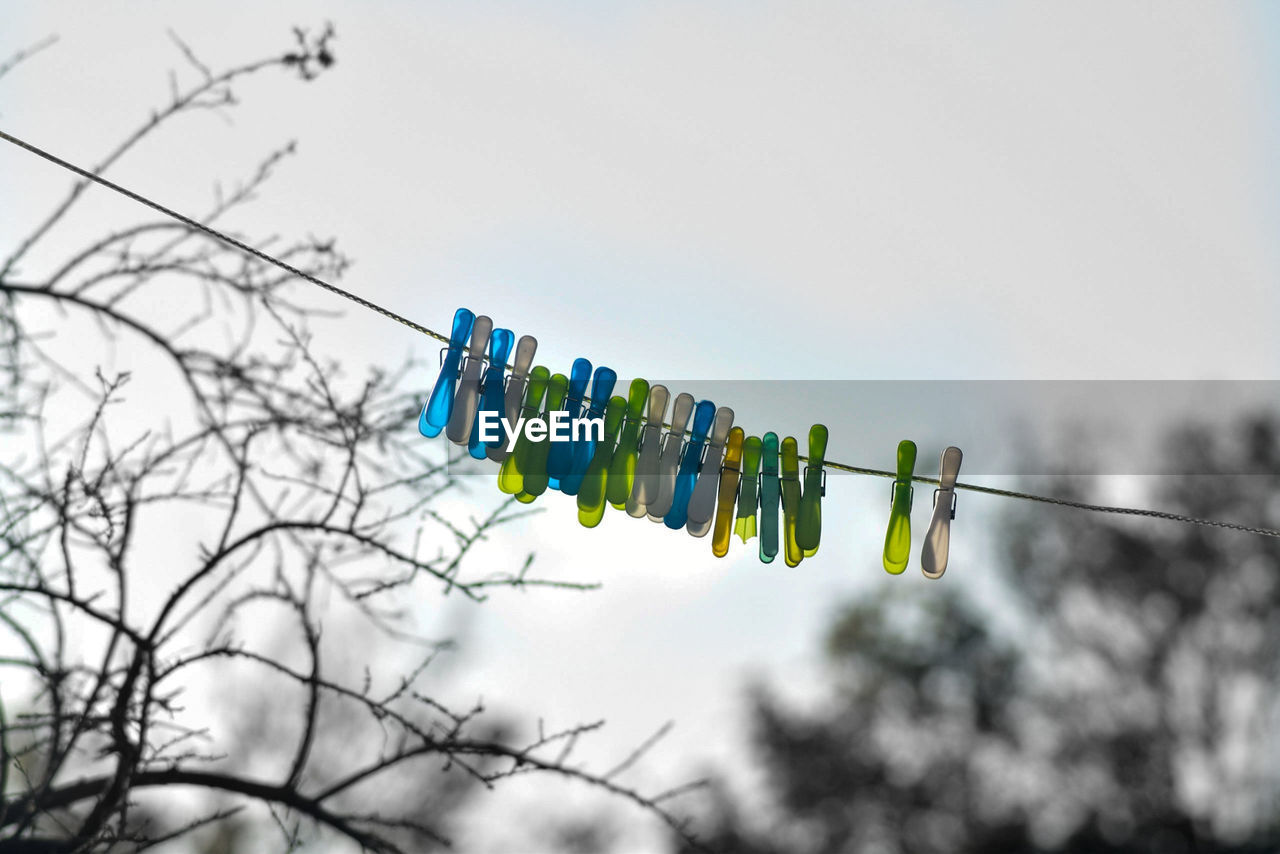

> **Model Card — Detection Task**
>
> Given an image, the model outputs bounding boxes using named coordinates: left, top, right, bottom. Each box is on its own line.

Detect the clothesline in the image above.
left=3, top=127, right=1277, bottom=541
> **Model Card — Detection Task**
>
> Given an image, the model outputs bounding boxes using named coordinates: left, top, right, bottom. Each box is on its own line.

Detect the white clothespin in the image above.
left=647, top=393, right=695, bottom=522
left=627, top=385, right=670, bottom=517
left=445, top=314, right=493, bottom=445
left=488, top=334, right=537, bottom=462
left=921, top=446, right=962, bottom=579
left=685, top=406, right=734, bottom=538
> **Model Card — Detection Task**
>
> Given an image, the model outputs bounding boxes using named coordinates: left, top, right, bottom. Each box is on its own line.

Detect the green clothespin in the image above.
left=515, top=371, right=568, bottom=504
left=498, top=366, right=550, bottom=496
left=780, top=437, right=803, bottom=567
left=607, top=379, right=650, bottom=510
left=882, top=440, right=917, bottom=574
left=795, top=424, right=827, bottom=554
left=735, top=436, right=762, bottom=542
left=759, top=433, right=780, bottom=563
left=577, top=396, right=627, bottom=528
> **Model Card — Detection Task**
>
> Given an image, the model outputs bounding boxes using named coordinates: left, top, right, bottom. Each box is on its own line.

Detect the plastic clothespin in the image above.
left=711, top=427, right=745, bottom=557
left=489, top=334, right=538, bottom=463
left=419, top=308, right=474, bottom=438
left=686, top=407, right=735, bottom=538
left=498, top=366, right=550, bottom=496
left=758, top=433, right=780, bottom=563
left=628, top=385, right=670, bottom=518
left=663, top=400, right=716, bottom=531
left=445, top=315, right=493, bottom=445
left=515, top=372, right=569, bottom=503
left=647, top=393, right=695, bottom=522
left=780, top=437, right=803, bottom=566
left=561, top=366, right=618, bottom=497
left=547, top=358, right=592, bottom=490
left=607, top=379, right=650, bottom=510
left=577, top=396, right=627, bottom=528
left=469, top=327, right=514, bottom=460
left=734, top=436, right=763, bottom=543
left=882, top=440, right=917, bottom=575
left=921, top=446, right=963, bottom=579
left=795, top=424, right=828, bottom=555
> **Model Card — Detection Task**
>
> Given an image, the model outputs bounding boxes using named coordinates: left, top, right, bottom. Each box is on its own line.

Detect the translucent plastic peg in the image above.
left=446, top=315, right=493, bottom=445
left=780, top=436, right=803, bottom=567
left=419, top=308, right=474, bottom=438
left=469, top=327, right=514, bottom=460
left=758, top=433, right=780, bottom=563
left=547, top=358, right=591, bottom=490
left=561, top=366, right=617, bottom=497
left=647, top=393, right=695, bottom=521
left=489, top=334, right=538, bottom=463
left=607, top=379, right=650, bottom=510
left=664, top=400, right=716, bottom=530
left=921, top=446, right=962, bottom=579
left=795, top=424, right=828, bottom=552
left=516, top=372, right=568, bottom=503
left=628, top=385, right=670, bottom=518
left=712, top=427, right=745, bottom=557
left=734, top=436, right=763, bottom=543
left=577, top=396, right=627, bottom=528
left=498, top=366, right=550, bottom=495
left=686, top=407, right=735, bottom=538
left=882, top=440, right=917, bottom=575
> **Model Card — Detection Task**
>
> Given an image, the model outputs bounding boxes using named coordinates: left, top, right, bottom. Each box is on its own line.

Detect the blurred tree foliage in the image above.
left=678, top=417, right=1280, bottom=854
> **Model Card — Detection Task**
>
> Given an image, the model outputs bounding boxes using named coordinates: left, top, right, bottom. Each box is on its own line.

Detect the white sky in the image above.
left=4, top=3, right=1280, bottom=852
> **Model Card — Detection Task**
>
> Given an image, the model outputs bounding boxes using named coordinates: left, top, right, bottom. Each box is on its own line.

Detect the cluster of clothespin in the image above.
left=882, top=441, right=963, bottom=578
left=420, top=308, right=962, bottom=575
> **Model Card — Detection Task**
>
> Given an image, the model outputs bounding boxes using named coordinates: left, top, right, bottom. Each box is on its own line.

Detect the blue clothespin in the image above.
left=419, top=308, right=474, bottom=438
left=469, top=328, right=515, bottom=459
left=547, top=357, right=592, bottom=490
left=560, top=365, right=618, bottom=496
left=664, top=400, right=716, bottom=530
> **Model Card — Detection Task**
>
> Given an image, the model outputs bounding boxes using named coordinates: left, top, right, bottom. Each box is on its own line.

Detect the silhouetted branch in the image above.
left=0, top=27, right=701, bottom=854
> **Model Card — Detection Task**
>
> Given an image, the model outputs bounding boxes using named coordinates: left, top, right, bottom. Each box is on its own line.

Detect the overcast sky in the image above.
left=5, top=3, right=1280, bottom=851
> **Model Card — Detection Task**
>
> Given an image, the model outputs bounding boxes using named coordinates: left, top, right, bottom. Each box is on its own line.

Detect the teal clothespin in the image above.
left=758, top=432, right=780, bottom=563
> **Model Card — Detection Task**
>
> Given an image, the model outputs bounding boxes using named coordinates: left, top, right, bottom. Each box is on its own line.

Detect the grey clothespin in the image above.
left=446, top=314, right=493, bottom=445
left=921, top=446, right=962, bottom=579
